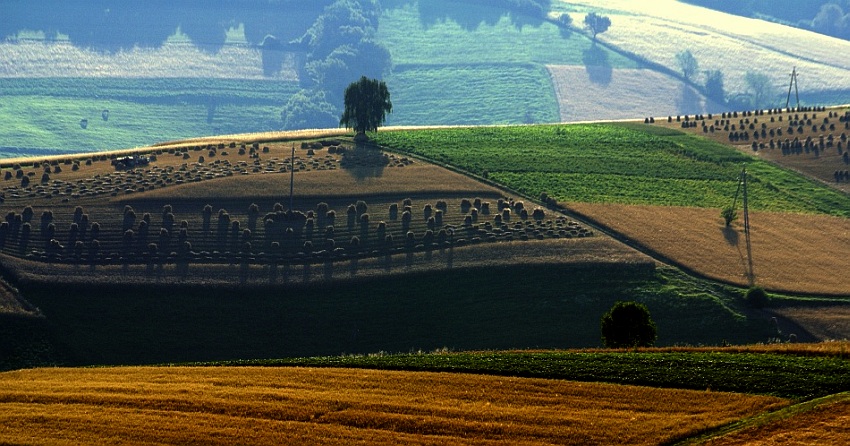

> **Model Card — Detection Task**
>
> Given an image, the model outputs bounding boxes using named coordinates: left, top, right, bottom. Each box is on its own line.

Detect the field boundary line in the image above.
left=672, top=391, right=850, bottom=445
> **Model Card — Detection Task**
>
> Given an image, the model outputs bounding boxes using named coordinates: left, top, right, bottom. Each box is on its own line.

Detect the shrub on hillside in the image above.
left=721, top=206, right=737, bottom=226
left=600, top=301, right=657, bottom=348
left=745, top=286, right=769, bottom=309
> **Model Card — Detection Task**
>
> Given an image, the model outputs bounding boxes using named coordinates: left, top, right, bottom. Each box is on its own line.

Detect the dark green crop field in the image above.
left=226, top=350, right=850, bottom=400
left=374, top=124, right=850, bottom=215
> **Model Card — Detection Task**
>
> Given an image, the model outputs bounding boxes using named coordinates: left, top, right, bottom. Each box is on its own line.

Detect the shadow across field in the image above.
left=582, top=43, right=612, bottom=86
left=12, top=264, right=776, bottom=368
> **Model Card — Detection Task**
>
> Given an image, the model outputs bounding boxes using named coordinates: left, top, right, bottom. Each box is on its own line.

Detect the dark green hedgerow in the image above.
left=207, top=351, right=850, bottom=400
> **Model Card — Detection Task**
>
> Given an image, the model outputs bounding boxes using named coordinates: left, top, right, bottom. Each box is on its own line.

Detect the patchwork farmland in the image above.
left=3, top=2, right=850, bottom=444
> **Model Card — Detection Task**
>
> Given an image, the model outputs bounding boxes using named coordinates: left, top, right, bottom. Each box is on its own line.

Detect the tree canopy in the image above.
left=600, top=301, right=657, bottom=348
left=584, top=12, right=611, bottom=41
left=675, top=49, right=699, bottom=81
left=703, top=69, right=726, bottom=103
left=340, top=76, right=392, bottom=135
left=744, top=70, right=775, bottom=109
left=281, top=89, right=338, bottom=130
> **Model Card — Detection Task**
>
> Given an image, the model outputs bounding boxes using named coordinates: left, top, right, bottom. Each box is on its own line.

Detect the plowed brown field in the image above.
left=568, top=203, right=850, bottom=295
left=0, top=366, right=786, bottom=445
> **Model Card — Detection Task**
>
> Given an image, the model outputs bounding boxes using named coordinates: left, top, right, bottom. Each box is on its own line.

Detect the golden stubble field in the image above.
left=568, top=203, right=850, bottom=296
left=0, top=366, right=787, bottom=446
left=701, top=394, right=850, bottom=446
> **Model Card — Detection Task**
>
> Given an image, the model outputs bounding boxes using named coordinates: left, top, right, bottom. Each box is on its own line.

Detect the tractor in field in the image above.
left=112, top=155, right=150, bottom=170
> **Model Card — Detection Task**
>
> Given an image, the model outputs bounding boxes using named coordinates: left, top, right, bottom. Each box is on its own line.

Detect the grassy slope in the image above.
left=376, top=1, right=637, bottom=126
left=0, top=79, right=298, bottom=153
left=228, top=349, right=850, bottom=400
left=373, top=124, right=850, bottom=216
left=13, top=265, right=773, bottom=368
left=556, top=0, right=850, bottom=96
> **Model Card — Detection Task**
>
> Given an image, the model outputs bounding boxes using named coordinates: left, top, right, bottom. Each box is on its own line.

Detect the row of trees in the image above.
left=556, top=11, right=611, bottom=41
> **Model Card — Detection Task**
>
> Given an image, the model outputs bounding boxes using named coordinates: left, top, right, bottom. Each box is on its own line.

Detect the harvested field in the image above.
left=2, top=237, right=651, bottom=287
left=559, top=0, right=850, bottom=94
left=652, top=106, right=850, bottom=194
left=702, top=393, right=850, bottom=446
left=767, top=306, right=850, bottom=342
left=132, top=162, right=503, bottom=202
left=547, top=66, right=723, bottom=122
left=0, top=133, right=631, bottom=287
left=567, top=203, right=850, bottom=296
left=0, top=366, right=786, bottom=445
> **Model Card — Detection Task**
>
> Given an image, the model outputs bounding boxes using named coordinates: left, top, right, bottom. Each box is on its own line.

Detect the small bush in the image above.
left=721, top=206, right=737, bottom=226
left=745, top=286, right=769, bottom=309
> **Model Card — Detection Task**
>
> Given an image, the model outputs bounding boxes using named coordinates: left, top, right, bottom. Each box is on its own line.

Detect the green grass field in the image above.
left=373, top=124, right=850, bottom=216
left=378, top=2, right=636, bottom=67
left=385, top=63, right=560, bottom=125
left=377, top=1, right=637, bottom=125
left=0, top=78, right=299, bottom=154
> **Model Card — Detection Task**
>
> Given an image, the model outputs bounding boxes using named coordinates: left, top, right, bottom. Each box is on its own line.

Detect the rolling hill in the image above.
left=4, top=0, right=850, bottom=155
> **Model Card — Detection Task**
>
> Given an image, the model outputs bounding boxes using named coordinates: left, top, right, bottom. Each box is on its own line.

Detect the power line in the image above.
left=786, top=66, right=800, bottom=110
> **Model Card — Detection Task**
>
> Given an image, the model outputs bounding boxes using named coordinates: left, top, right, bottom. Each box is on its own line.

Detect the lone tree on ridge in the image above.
left=676, top=49, right=699, bottom=81
left=584, top=12, right=611, bottom=41
left=340, top=76, right=392, bottom=141
left=600, top=301, right=657, bottom=348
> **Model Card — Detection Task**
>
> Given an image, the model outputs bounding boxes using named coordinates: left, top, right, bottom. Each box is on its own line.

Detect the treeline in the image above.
left=463, top=0, right=551, bottom=17
left=280, top=0, right=554, bottom=130
left=684, top=0, right=850, bottom=41
left=281, top=0, right=392, bottom=130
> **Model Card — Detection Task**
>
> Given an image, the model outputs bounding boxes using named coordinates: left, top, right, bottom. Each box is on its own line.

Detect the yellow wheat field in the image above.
left=0, top=366, right=786, bottom=445
left=701, top=393, right=850, bottom=446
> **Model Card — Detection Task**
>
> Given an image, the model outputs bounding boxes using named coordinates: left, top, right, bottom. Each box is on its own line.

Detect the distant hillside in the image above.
left=557, top=0, right=850, bottom=109
left=3, top=0, right=850, bottom=155
left=683, top=0, right=850, bottom=41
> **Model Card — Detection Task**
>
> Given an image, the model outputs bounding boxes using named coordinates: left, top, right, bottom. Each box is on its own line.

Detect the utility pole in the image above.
left=785, top=67, right=800, bottom=110
left=730, top=166, right=754, bottom=286
left=741, top=167, right=754, bottom=286
left=289, top=144, right=295, bottom=211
